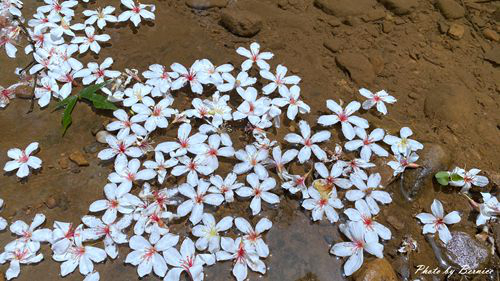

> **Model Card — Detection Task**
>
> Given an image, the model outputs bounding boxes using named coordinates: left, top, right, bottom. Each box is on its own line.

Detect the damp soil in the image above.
left=1, top=0, right=499, bottom=280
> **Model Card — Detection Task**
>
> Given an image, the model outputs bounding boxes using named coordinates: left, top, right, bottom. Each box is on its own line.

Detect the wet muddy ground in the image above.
left=1, top=0, right=499, bottom=280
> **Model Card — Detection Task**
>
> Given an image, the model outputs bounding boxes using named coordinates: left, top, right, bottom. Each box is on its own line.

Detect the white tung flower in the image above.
left=118, top=0, right=155, bottom=27
left=476, top=192, right=499, bottom=226
left=52, top=233, right=107, bottom=277
left=344, top=127, right=388, bottom=161
left=125, top=233, right=179, bottom=278
left=177, top=177, right=224, bottom=225
left=208, top=173, right=243, bottom=204
left=216, top=237, right=266, bottom=281
left=163, top=237, right=215, bottom=281
left=88, top=183, right=141, bottom=224
left=131, top=96, right=176, bottom=132
left=416, top=199, right=461, bottom=244
left=4, top=142, right=42, bottom=178
left=330, top=222, right=383, bottom=276
left=236, top=42, right=274, bottom=71
left=383, top=127, right=423, bottom=154
left=192, top=214, right=233, bottom=253
left=346, top=173, right=392, bottom=215
left=0, top=241, right=43, bottom=280
left=71, top=26, right=110, bottom=54
left=344, top=199, right=392, bottom=241
left=260, top=64, right=301, bottom=95
left=284, top=120, right=330, bottom=163
left=233, top=144, right=269, bottom=179
left=156, top=123, right=207, bottom=157
left=449, top=167, right=489, bottom=193
left=317, top=100, right=369, bottom=140
left=358, top=88, right=397, bottom=115
left=272, top=85, right=310, bottom=120
left=235, top=173, right=279, bottom=216
left=235, top=217, right=272, bottom=258
left=83, top=6, right=118, bottom=29
left=302, top=187, right=343, bottom=223
left=314, top=162, right=353, bottom=190
left=81, top=215, right=131, bottom=259
left=106, top=109, right=148, bottom=136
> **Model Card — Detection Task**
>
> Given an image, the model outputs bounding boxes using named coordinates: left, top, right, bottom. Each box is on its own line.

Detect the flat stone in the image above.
left=323, top=39, right=342, bottom=53
left=448, top=23, right=465, bottom=39
left=441, top=231, right=490, bottom=270
left=96, top=130, right=111, bottom=144
left=58, top=155, right=69, bottom=169
left=402, top=143, right=451, bottom=200
left=185, top=0, right=227, bottom=9
left=220, top=10, right=262, bottom=37
left=386, top=215, right=404, bottom=230
left=69, top=150, right=89, bottom=166
left=353, top=258, right=398, bottom=281
left=483, top=28, right=499, bottom=42
left=378, top=0, right=418, bottom=15
left=424, top=83, right=478, bottom=125
left=361, top=8, right=386, bottom=22
left=436, top=0, right=465, bottom=19
left=484, top=46, right=500, bottom=65
left=314, top=0, right=377, bottom=17
left=335, top=52, right=376, bottom=85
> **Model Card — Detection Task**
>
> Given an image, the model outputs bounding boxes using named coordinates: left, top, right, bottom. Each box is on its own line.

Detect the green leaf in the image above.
left=78, top=81, right=117, bottom=111
left=61, top=96, right=78, bottom=136
left=79, top=81, right=109, bottom=99
left=82, top=92, right=118, bottom=110
left=450, top=173, right=464, bottom=182
left=54, top=96, right=75, bottom=111
left=435, top=171, right=450, bottom=186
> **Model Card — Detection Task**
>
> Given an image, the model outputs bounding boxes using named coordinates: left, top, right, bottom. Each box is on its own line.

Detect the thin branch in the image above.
left=12, top=16, right=38, bottom=113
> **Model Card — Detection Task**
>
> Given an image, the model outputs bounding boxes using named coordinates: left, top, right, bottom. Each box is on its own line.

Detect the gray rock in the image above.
left=401, top=143, right=451, bottom=200
left=185, top=0, right=227, bottom=9
left=378, top=0, right=418, bottom=15
left=220, top=10, right=262, bottom=37
left=436, top=0, right=464, bottom=19
left=335, top=52, right=376, bottom=85
left=314, top=0, right=377, bottom=17
left=441, top=231, right=490, bottom=270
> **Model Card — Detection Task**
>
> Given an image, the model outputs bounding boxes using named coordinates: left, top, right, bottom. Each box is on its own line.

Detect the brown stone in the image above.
left=362, top=8, right=386, bottom=22
left=378, top=0, right=418, bottom=16
left=314, top=0, right=377, bottom=17
left=386, top=215, right=404, bottom=230
left=382, top=21, right=394, bottom=33
left=58, top=155, right=69, bottom=169
left=436, top=0, right=465, bottom=20
left=96, top=130, right=111, bottom=144
left=323, top=39, right=342, bottom=53
left=353, top=258, right=398, bottom=281
left=220, top=10, right=262, bottom=37
left=185, top=0, right=227, bottom=10
left=448, top=23, right=464, bottom=39
left=483, top=28, right=499, bottom=42
left=44, top=196, right=58, bottom=209
left=69, top=150, right=89, bottom=166
left=368, top=52, right=384, bottom=75
left=335, top=52, right=376, bottom=85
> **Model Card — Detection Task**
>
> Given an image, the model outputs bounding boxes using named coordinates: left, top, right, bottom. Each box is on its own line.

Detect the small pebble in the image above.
left=69, top=150, right=89, bottom=166
left=96, top=130, right=111, bottom=144
left=45, top=197, right=58, bottom=209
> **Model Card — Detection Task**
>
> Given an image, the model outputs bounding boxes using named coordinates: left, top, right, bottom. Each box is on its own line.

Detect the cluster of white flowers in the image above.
left=0, top=0, right=495, bottom=279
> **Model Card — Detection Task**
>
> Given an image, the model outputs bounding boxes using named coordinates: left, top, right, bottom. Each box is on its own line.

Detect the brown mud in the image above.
left=1, top=0, right=499, bottom=280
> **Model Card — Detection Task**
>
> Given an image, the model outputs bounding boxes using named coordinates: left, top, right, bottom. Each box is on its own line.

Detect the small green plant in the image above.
left=434, top=171, right=463, bottom=186
left=55, top=81, right=117, bottom=135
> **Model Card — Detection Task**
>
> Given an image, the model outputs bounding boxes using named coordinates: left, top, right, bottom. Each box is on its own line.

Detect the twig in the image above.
left=12, top=17, right=37, bottom=114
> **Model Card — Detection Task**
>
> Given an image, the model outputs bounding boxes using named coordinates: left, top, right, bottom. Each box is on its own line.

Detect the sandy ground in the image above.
left=1, top=0, right=499, bottom=280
